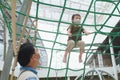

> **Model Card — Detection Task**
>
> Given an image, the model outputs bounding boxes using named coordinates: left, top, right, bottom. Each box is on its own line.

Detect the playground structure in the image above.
left=0, top=0, right=120, bottom=80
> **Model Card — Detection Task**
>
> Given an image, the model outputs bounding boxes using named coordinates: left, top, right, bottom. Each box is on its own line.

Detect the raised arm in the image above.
left=83, top=29, right=90, bottom=35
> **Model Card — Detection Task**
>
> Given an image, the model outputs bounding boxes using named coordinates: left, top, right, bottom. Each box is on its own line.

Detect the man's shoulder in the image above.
left=21, top=70, right=35, bottom=74
left=17, top=71, right=39, bottom=80
left=25, top=77, right=38, bottom=80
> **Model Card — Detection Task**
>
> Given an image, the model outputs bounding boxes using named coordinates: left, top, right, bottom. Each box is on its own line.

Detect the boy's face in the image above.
left=73, top=15, right=81, bottom=20
left=72, top=15, right=81, bottom=25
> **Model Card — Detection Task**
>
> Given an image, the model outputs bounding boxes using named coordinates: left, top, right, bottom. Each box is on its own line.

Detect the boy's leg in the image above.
left=63, top=40, right=75, bottom=63
left=76, top=40, right=85, bottom=62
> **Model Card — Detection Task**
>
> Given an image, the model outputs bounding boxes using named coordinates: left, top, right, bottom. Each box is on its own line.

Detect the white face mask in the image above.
left=73, top=19, right=81, bottom=25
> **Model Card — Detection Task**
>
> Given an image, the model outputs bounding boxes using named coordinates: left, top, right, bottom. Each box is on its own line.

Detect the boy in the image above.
left=63, top=14, right=90, bottom=63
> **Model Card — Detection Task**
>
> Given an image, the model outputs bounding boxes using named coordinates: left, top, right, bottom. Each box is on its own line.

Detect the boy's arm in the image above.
left=83, top=29, right=90, bottom=35
left=67, top=28, right=72, bottom=37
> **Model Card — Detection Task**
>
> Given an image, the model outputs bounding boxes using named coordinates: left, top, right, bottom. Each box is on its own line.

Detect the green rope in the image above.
left=94, top=1, right=119, bottom=32
left=0, top=0, right=12, bottom=36
left=1, top=1, right=120, bottom=25
left=80, top=0, right=95, bottom=79
left=0, top=0, right=120, bottom=80
left=94, top=1, right=120, bottom=55
left=47, top=0, right=67, bottom=79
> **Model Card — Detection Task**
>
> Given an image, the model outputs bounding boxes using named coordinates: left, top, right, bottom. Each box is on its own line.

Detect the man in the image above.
left=17, top=42, right=40, bottom=80
left=63, top=14, right=90, bottom=63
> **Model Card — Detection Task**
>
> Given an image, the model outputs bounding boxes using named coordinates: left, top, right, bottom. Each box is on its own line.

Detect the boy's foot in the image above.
left=79, top=58, right=82, bottom=63
left=79, top=54, right=83, bottom=63
left=63, top=56, right=66, bottom=63
left=63, top=59, right=66, bottom=63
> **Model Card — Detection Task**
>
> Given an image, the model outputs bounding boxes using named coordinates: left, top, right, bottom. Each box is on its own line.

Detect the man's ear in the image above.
left=31, top=54, right=35, bottom=60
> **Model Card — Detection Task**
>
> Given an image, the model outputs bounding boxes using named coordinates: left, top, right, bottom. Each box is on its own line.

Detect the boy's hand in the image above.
left=85, top=32, right=90, bottom=35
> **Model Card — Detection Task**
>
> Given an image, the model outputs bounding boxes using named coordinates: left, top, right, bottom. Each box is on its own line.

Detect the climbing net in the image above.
left=0, top=0, right=120, bottom=80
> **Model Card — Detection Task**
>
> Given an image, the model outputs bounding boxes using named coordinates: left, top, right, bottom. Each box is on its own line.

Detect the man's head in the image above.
left=71, top=14, right=81, bottom=24
left=18, top=42, right=40, bottom=68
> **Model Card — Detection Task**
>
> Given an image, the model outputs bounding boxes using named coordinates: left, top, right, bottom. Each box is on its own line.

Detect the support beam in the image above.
left=0, top=40, right=13, bottom=80
left=98, top=54, right=103, bottom=67
left=0, top=0, right=30, bottom=80
left=16, top=0, right=30, bottom=34
left=109, top=36, right=118, bottom=80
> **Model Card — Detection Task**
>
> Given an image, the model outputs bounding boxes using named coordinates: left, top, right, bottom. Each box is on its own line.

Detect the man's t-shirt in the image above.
left=67, top=24, right=84, bottom=42
left=17, top=67, right=39, bottom=80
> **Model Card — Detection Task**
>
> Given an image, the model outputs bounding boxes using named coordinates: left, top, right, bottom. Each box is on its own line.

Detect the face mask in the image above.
left=73, top=19, right=81, bottom=25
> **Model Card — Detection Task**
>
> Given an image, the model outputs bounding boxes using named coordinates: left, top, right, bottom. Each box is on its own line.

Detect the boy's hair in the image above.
left=71, top=14, right=81, bottom=20
left=18, top=42, right=35, bottom=67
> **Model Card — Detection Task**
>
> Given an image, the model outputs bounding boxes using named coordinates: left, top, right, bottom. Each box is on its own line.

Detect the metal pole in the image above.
left=3, top=22, right=6, bottom=61
left=16, top=0, right=30, bottom=34
left=67, top=77, right=70, bottom=80
left=109, top=36, right=118, bottom=80
left=93, top=58, right=96, bottom=68
left=0, top=40, right=13, bottom=80
left=98, top=54, right=103, bottom=67
left=0, top=0, right=30, bottom=80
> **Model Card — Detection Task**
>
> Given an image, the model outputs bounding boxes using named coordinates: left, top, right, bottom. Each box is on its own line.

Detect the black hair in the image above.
left=71, top=14, right=81, bottom=21
left=18, top=42, right=35, bottom=67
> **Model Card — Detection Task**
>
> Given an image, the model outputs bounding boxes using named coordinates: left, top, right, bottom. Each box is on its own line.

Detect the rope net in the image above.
left=0, top=0, right=120, bottom=80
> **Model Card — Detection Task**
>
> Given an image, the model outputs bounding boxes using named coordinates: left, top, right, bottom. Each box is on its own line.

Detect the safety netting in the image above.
left=0, top=0, right=120, bottom=80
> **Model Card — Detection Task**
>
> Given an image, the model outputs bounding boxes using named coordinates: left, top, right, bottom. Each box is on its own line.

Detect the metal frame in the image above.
left=75, top=68, right=116, bottom=80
